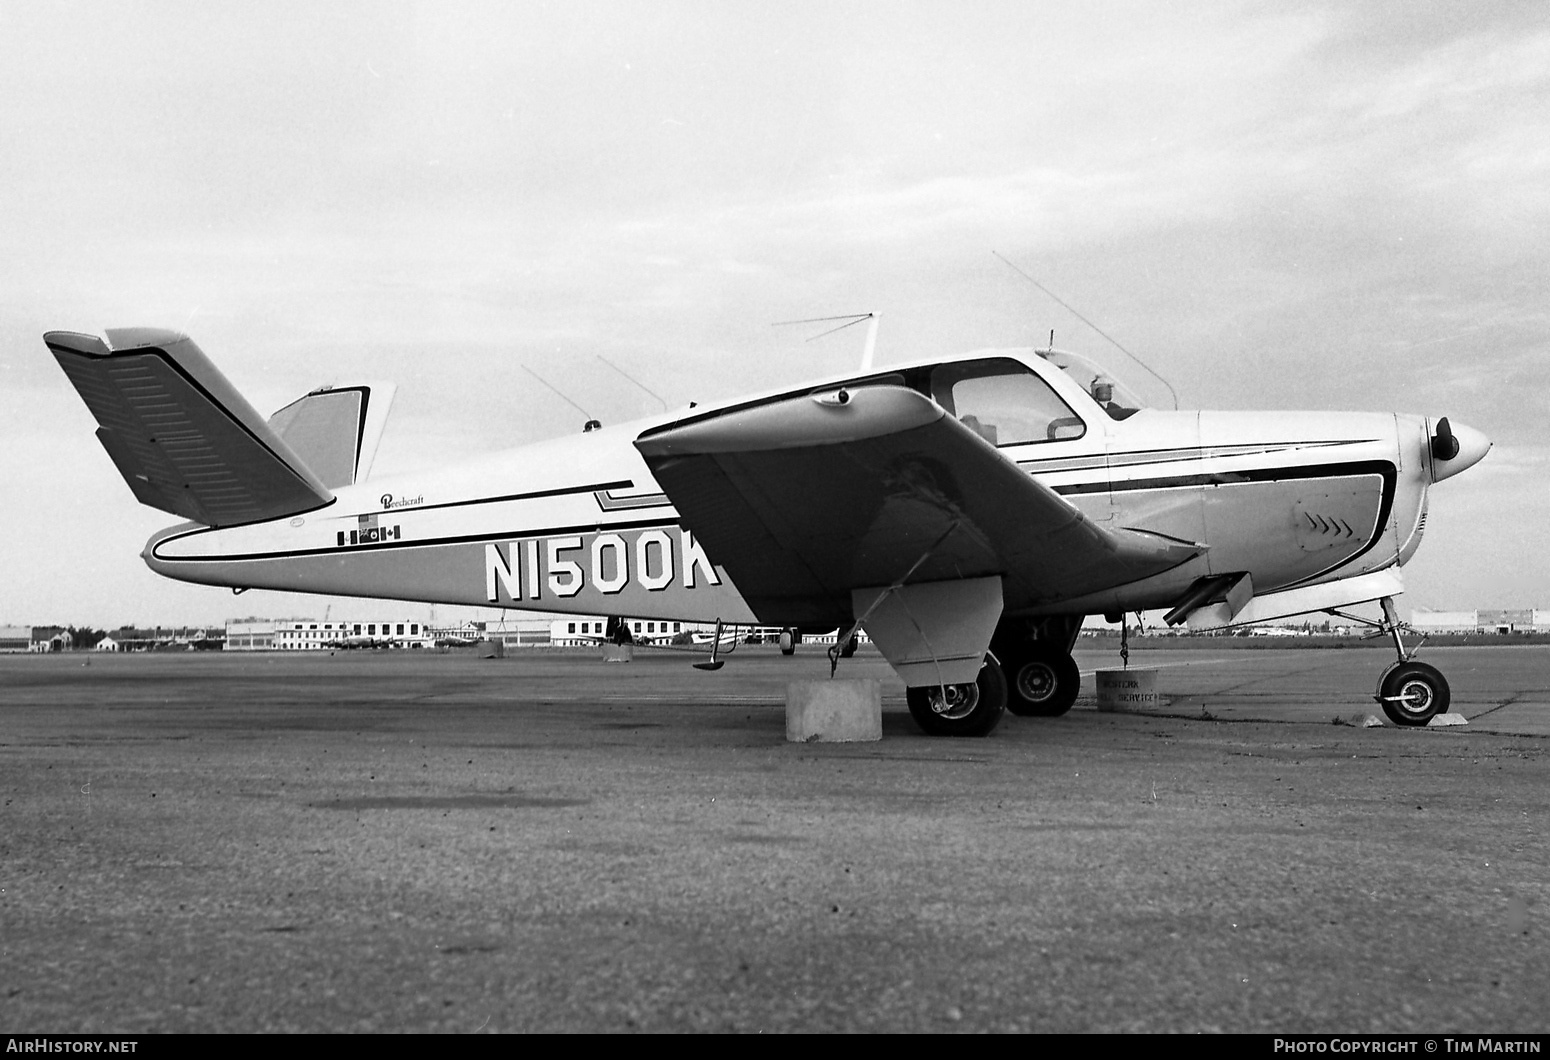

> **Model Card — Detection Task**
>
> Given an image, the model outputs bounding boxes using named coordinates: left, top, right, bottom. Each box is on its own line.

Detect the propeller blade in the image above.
left=1431, top=417, right=1460, bottom=461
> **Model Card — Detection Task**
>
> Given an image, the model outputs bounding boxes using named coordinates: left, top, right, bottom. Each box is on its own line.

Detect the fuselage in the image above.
left=143, top=347, right=1488, bottom=627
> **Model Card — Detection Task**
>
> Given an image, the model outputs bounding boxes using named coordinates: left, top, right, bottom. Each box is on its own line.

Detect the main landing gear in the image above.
left=905, top=655, right=1007, bottom=737
left=1330, top=597, right=1450, bottom=726
left=903, top=617, right=1084, bottom=737
left=993, top=617, right=1083, bottom=718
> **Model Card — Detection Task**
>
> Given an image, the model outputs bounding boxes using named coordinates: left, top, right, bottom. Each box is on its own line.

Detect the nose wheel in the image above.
left=1376, top=660, right=1450, bottom=726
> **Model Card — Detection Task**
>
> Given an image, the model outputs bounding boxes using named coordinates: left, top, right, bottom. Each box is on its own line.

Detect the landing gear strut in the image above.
left=1329, top=597, right=1450, bottom=726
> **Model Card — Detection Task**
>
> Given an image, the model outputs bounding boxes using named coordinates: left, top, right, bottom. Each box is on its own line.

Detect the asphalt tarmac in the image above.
left=2, top=643, right=1546, bottom=1033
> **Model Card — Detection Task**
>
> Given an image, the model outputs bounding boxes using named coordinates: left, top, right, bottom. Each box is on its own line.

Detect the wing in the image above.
left=47, top=328, right=333, bottom=527
left=635, top=384, right=1200, bottom=626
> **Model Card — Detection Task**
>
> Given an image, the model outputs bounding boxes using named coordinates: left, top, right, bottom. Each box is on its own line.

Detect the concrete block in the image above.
left=1095, top=668, right=1160, bottom=712
left=786, top=679, right=881, bottom=743
left=1426, top=712, right=1468, bottom=727
left=601, top=643, right=634, bottom=663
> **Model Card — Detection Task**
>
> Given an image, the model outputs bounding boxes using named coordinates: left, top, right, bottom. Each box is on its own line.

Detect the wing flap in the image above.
left=47, top=328, right=333, bottom=526
left=636, top=384, right=1200, bottom=625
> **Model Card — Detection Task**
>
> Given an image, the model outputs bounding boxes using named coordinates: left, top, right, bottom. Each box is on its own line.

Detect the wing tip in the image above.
left=45, top=327, right=191, bottom=357
left=43, top=330, right=110, bottom=357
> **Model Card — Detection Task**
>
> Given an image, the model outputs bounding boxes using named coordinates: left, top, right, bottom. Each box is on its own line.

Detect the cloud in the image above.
left=6, top=1, right=1550, bottom=622
left=1354, top=28, right=1550, bottom=121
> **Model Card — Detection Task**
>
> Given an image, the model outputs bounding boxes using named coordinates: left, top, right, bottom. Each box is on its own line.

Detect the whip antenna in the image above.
left=597, top=355, right=669, bottom=412
left=523, top=365, right=602, bottom=431
left=774, top=312, right=880, bottom=370
left=993, top=251, right=1179, bottom=410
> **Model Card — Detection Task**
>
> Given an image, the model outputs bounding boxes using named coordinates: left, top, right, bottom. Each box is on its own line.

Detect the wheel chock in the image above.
left=1334, top=713, right=1386, bottom=727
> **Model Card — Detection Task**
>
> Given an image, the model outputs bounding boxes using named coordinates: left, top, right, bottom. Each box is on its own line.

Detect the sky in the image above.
left=2, top=0, right=1546, bottom=629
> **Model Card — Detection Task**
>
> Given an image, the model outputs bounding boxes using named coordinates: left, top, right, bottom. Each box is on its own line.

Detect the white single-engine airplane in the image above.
left=47, top=327, right=1489, bottom=735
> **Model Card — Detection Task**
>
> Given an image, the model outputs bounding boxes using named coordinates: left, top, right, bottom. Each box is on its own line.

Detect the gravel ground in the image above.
left=1, top=645, right=1545, bottom=1033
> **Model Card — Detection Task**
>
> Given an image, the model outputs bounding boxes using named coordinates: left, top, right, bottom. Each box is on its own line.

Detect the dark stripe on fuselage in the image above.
left=594, top=489, right=672, bottom=511
left=1053, top=460, right=1394, bottom=498
left=1051, top=460, right=1399, bottom=590
left=1022, top=439, right=1379, bottom=476
left=151, top=516, right=684, bottom=564
left=154, top=461, right=1401, bottom=609
left=367, top=479, right=635, bottom=516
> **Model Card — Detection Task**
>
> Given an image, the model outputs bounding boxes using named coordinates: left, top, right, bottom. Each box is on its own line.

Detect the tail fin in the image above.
left=267, top=381, right=396, bottom=490
left=46, top=328, right=333, bottom=527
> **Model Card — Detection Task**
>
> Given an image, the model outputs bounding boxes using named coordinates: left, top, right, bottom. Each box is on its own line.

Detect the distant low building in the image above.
left=549, top=616, right=705, bottom=645
left=102, top=627, right=211, bottom=651
left=0, top=626, right=31, bottom=652
left=224, top=621, right=277, bottom=650
left=225, top=618, right=433, bottom=650
left=477, top=618, right=553, bottom=648
left=1410, top=610, right=1478, bottom=634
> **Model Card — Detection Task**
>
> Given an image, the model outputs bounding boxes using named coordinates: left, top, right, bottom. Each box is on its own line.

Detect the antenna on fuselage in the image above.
left=596, top=355, right=669, bottom=413
left=993, top=251, right=1180, bottom=410
left=773, top=312, right=880, bottom=371
left=522, top=365, right=602, bottom=432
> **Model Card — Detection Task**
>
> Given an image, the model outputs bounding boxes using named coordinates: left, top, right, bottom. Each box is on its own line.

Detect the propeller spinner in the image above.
left=1428, top=416, right=1490, bottom=482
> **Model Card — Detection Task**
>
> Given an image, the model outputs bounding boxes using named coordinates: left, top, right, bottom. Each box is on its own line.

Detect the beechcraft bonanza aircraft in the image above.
left=47, top=327, right=1489, bottom=736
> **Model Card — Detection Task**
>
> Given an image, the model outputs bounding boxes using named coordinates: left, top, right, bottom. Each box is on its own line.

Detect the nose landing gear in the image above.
left=1329, top=597, right=1450, bottom=726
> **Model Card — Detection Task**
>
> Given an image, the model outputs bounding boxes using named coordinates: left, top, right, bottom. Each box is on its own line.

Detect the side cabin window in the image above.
left=929, top=358, right=1085, bottom=445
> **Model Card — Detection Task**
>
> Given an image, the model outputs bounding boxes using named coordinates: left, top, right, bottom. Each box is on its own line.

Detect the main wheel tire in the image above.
left=779, top=629, right=796, bottom=656
left=839, top=634, right=858, bottom=659
left=1377, top=661, right=1450, bottom=726
left=1001, top=642, right=1081, bottom=717
left=906, top=657, right=1007, bottom=737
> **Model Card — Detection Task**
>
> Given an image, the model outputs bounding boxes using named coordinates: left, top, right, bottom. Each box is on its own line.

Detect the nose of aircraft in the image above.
left=1429, top=417, right=1491, bottom=483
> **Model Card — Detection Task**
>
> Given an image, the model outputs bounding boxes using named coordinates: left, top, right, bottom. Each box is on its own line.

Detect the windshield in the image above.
left=1038, top=349, right=1146, bottom=421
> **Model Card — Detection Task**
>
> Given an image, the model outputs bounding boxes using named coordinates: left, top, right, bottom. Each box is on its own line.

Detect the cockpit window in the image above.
left=1038, top=350, right=1145, bottom=421
left=930, top=358, right=1085, bottom=445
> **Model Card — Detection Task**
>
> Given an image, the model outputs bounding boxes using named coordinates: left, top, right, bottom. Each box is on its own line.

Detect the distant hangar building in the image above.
left=1410, top=609, right=1550, bottom=634
left=1409, top=610, right=1479, bottom=633
left=0, top=626, right=32, bottom=652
